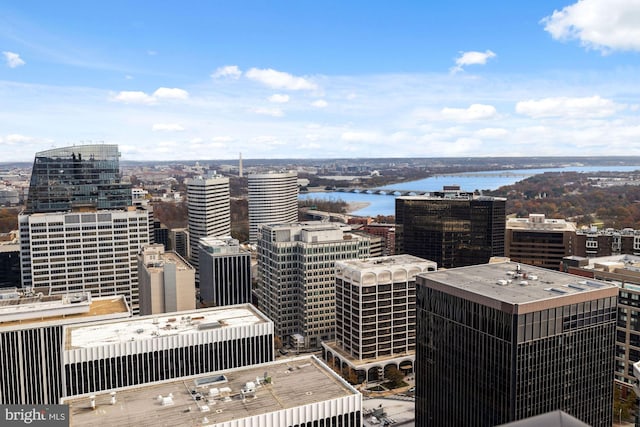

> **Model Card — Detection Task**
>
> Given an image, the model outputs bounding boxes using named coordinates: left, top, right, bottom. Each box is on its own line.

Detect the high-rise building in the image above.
left=257, top=222, right=370, bottom=349
left=169, top=227, right=190, bottom=259
left=561, top=254, right=640, bottom=390
left=186, top=176, right=230, bottom=278
left=395, top=187, right=506, bottom=268
left=323, top=255, right=436, bottom=383
left=25, top=144, right=132, bottom=214
left=248, top=172, right=298, bottom=244
left=199, top=236, right=251, bottom=307
left=416, top=261, right=617, bottom=426
left=138, top=244, right=195, bottom=315
left=19, top=207, right=150, bottom=314
left=19, top=144, right=151, bottom=314
left=506, top=214, right=576, bottom=270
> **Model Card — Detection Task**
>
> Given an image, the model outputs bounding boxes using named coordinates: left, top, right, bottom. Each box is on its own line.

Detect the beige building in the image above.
left=506, top=213, right=576, bottom=270
left=138, top=244, right=196, bottom=315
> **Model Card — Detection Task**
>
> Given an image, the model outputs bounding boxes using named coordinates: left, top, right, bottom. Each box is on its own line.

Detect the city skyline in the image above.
left=1, top=1, right=640, bottom=161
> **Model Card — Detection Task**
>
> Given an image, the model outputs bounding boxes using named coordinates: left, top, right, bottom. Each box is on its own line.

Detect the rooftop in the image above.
left=64, top=355, right=359, bottom=427
left=0, top=293, right=129, bottom=330
left=338, top=255, right=436, bottom=271
left=66, top=304, right=267, bottom=349
left=419, top=261, right=618, bottom=314
left=507, top=214, right=576, bottom=232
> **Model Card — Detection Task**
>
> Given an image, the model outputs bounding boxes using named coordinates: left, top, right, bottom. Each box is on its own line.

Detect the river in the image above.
left=299, top=165, right=640, bottom=217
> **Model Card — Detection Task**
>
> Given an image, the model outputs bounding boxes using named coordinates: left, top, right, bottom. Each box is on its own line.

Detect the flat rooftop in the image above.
left=145, top=251, right=194, bottom=272
left=67, top=304, right=267, bottom=349
left=0, top=294, right=129, bottom=330
left=64, top=355, right=359, bottom=427
left=338, top=255, right=436, bottom=270
left=419, top=261, right=619, bottom=314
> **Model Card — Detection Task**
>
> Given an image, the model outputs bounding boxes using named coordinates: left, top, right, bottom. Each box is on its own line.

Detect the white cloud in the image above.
left=152, top=123, right=185, bottom=132
left=541, top=0, right=640, bottom=53
left=153, top=87, right=189, bottom=100
left=111, top=87, right=189, bottom=104
left=474, top=128, right=508, bottom=138
left=311, top=99, right=328, bottom=108
left=245, top=68, right=317, bottom=91
left=6, top=134, right=32, bottom=143
left=3, top=51, right=25, bottom=68
left=441, top=104, right=497, bottom=121
left=341, top=131, right=379, bottom=142
left=450, top=50, right=496, bottom=73
left=251, top=107, right=284, bottom=117
left=111, top=91, right=156, bottom=105
left=211, top=65, right=242, bottom=79
left=268, top=94, right=290, bottom=103
left=515, top=96, right=622, bottom=118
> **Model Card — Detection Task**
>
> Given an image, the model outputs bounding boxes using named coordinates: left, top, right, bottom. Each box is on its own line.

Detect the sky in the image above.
left=1, top=1, right=640, bottom=161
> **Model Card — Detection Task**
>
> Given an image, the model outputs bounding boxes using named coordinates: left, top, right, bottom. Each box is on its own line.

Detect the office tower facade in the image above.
left=362, top=223, right=396, bottom=256
left=416, top=261, right=617, bottom=426
left=19, top=207, right=150, bottom=313
left=0, top=290, right=130, bottom=405
left=0, top=243, right=20, bottom=288
left=64, top=355, right=362, bottom=427
left=138, top=244, right=195, bottom=315
left=248, top=171, right=298, bottom=244
left=506, top=214, right=576, bottom=270
left=186, top=176, right=230, bottom=277
left=562, top=254, right=640, bottom=389
left=395, top=187, right=506, bottom=268
left=574, top=227, right=640, bottom=257
left=257, top=222, right=370, bottom=349
left=25, top=144, right=131, bottom=214
left=0, top=296, right=272, bottom=405
left=323, top=255, right=436, bottom=383
left=169, top=227, right=190, bottom=259
left=199, top=236, right=251, bottom=307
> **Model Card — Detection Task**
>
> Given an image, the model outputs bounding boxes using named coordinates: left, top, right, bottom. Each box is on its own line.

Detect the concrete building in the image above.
left=168, top=227, right=190, bottom=260
left=574, top=227, right=640, bottom=258
left=323, top=255, right=436, bottom=383
left=395, top=187, right=506, bottom=268
left=0, top=242, right=20, bottom=288
left=138, top=244, right=195, bottom=315
left=416, top=261, right=617, bottom=426
left=63, top=355, right=362, bottom=427
left=0, top=294, right=273, bottom=405
left=257, top=222, right=370, bottom=349
left=248, top=172, right=298, bottom=244
left=562, top=254, right=640, bottom=390
left=0, top=290, right=131, bottom=405
left=186, top=176, right=230, bottom=280
left=19, top=207, right=150, bottom=314
left=362, top=223, right=396, bottom=256
left=506, top=214, right=576, bottom=270
left=199, top=236, right=251, bottom=307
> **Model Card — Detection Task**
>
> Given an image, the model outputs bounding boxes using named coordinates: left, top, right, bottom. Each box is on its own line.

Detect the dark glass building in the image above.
left=416, top=261, right=618, bottom=427
left=395, top=188, right=506, bottom=269
left=25, top=144, right=131, bottom=214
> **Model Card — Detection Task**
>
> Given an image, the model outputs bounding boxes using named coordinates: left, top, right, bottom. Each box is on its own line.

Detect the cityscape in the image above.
left=2, top=1, right=640, bottom=427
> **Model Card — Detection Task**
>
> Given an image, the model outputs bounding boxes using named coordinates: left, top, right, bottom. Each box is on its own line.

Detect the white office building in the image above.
left=248, top=171, right=298, bottom=244
left=19, top=207, right=150, bottom=314
left=323, top=255, right=437, bottom=383
left=258, top=222, right=370, bottom=349
left=64, top=355, right=362, bottom=427
left=186, top=176, right=230, bottom=278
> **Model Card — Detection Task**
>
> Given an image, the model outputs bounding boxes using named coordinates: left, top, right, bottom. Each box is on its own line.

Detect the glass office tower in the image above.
left=25, top=144, right=131, bottom=214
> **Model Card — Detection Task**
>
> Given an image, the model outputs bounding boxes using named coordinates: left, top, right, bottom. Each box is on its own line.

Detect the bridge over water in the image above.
left=334, top=188, right=430, bottom=196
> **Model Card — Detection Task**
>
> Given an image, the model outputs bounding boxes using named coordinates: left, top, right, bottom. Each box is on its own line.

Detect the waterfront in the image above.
left=299, top=165, right=640, bottom=217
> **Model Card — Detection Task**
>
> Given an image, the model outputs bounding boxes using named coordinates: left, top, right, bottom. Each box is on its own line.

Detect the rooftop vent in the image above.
left=496, top=279, right=509, bottom=286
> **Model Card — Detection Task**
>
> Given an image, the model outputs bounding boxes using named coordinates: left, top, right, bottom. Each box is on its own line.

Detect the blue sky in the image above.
left=1, top=0, right=640, bottom=161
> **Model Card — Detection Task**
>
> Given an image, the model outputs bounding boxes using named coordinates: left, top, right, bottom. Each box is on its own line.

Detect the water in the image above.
left=299, top=165, right=640, bottom=217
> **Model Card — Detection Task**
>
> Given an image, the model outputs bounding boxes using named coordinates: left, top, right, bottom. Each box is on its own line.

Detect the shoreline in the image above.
left=346, top=201, right=371, bottom=214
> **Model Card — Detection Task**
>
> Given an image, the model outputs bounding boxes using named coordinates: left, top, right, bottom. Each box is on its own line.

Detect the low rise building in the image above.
left=63, top=355, right=362, bottom=427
